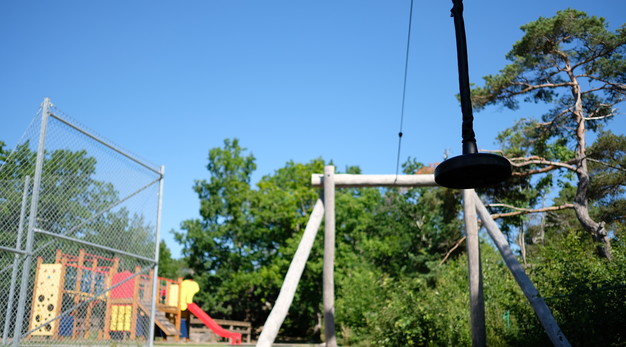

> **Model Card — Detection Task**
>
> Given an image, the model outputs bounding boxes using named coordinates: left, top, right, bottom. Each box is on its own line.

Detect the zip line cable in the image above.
left=395, top=0, right=415, bottom=179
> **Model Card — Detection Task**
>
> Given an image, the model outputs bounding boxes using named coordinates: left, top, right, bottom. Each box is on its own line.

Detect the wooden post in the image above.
left=83, top=254, right=99, bottom=339
left=130, top=266, right=141, bottom=339
left=176, top=276, right=182, bottom=342
left=323, top=166, right=337, bottom=347
left=55, top=260, right=67, bottom=338
left=72, top=249, right=86, bottom=339
left=463, top=189, right=486, bottom=346
left=103, top=257, right=119, bottom=340
left=256, top=199, right=324, bottom=347
left=472, top=191, right=571, bottom=347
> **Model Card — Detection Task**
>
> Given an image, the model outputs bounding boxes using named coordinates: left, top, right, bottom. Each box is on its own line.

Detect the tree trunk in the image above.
left=574, top=167, right=612, bottom=260
left=568, top=65, right=613, bottom=260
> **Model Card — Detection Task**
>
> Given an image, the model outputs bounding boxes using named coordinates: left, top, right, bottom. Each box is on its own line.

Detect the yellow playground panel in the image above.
left=30, top=263, right=65, bottom=336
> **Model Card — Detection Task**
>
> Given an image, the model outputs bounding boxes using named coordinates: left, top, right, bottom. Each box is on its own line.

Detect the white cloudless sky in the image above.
left=2, top=0, right=625, bottom=258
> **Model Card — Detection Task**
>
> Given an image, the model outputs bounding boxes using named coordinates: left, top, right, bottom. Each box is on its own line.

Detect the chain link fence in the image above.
left=0, top=99, right=163, bottom=346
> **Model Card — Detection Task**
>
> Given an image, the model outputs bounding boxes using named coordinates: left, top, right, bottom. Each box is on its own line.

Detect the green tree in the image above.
left=157, top=240, right=185, bottom=279
left=175, top=139, right=328, bottom=336
left=0, top=138, right=159, bottom=266
left=471, top=9, right=626, bottom=259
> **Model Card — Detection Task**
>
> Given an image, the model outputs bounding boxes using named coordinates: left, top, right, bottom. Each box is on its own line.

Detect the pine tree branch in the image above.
left=508, top=81, right=575, bottom=95
left=584, top=113, right=616, bottom=121
left=487, top=203, right=575, bottom=220
left=576, top=75, right=626, bottom=91
left=509, top=156, right=578, bottom=176
left=586, top=157, right=626, bottom=173
left=479, top=149, right=505, bottom=155
left=536, top=108, right=572, bottom=127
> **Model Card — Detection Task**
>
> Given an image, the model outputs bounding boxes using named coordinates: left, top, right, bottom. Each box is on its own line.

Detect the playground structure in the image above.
left=29, top=249, right=154, bottom=341
left=153, top=276, right=244, bottom=344
left=26, top=248, right=244, bottom=345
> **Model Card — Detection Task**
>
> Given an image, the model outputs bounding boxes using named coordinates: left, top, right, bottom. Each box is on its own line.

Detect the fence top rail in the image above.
left=49, top=112, right=162, bottom=177
left=311, top=174, right=437, bottom=188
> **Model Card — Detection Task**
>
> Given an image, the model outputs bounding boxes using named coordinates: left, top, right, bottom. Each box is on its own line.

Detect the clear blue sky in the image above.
left=2, top=1, right=625, bottom=258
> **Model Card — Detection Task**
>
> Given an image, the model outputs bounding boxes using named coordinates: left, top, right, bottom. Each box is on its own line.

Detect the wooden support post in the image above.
left=130, top=266, right=140, bottom=339
left=103, top=257, right=119, bottom=340
left=55, top=260, right=67, bottom=338
left=463, top=189, right=486, bottom=346
left=72, top=249, right=86, bottom=339
left=256, top=199, right=325, bottom=347
left=176, top=276, right=182, bottom=342
left=472, top=192, right=571, bottom=347
left=83, top=255, right=99, bottom=339
left=166, top=280, right=171, bottom=305
left=323, top=166, right=337, bottom=347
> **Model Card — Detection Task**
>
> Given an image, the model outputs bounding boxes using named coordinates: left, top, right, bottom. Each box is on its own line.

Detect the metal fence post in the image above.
left=13, top=98, right=50, bottom=346
left=2, top=176, right=30, bottom=345
left=148, top=165, right=164, bottom=347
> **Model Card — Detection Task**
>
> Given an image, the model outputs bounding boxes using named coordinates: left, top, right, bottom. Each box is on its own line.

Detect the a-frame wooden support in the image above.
left=257, top=167, right=569, bottom=347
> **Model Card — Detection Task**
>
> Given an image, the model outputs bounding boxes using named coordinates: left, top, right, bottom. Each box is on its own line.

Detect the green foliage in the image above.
left=0, top=142, right=155, bottom=260
left=354, top=244, right=537, bottom=347
left=587, top=131, right=626, bottom=231
left=351, top=235, right=626, bottom=346
left=158, top=240, right=187, bottom=279
left=524, top=232, right=626, bottom=345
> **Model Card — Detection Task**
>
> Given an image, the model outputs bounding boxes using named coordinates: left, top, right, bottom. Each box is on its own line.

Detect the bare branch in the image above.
left=508, top=81, right=575, bottom=95
left=510, top=157, right=578, bottom=174
left=479, top=149, right=505, bottom=155
left=488, top=204, right=575, bottom=220
left=578, top=75, right=626, bottom=92
left=581, top=85, right=612, bottom=95
left=509, top=155, right=547, bottom=162
left=536, top=108, right=573, bottom=127
left=439, top=236, right=466, bottom=266
left=509, top=156, right=578, bottom=177
left=511, top=165, right=563, bottom=177
left=584, top=113, right=616, bottom=121
left=583, top=104, right=617, bottom=121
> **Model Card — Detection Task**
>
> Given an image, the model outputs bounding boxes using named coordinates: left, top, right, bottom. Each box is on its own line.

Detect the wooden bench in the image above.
left=189, top=316, right=251, bottom=343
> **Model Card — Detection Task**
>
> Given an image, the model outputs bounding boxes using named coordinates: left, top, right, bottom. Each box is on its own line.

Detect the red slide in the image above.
left=187, top=303, right=242, bottom=345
